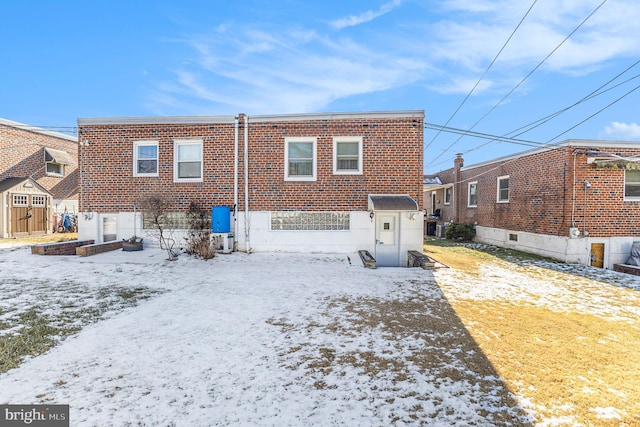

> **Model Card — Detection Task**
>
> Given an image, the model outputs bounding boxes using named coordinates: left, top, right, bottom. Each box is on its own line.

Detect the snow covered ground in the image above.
left=0, top=241, right=638, bottom=426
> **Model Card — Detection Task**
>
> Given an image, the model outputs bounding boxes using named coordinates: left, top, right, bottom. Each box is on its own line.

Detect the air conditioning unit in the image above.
left=436, top=224, right=448, bottom=238
left=569, top=227, right=581, bottom=238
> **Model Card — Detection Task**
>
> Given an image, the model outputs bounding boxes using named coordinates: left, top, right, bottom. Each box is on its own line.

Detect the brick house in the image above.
left=76, top=111, right=425, bottom=266
left=424, top=139, right=640, bottom=269
left=0, top=118, right=78, bottom=237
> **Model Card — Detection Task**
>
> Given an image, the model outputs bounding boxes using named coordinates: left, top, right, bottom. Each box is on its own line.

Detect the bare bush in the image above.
left=139, top=194, right=179, bottom=261
left=184, top=202, right=216, bottom=260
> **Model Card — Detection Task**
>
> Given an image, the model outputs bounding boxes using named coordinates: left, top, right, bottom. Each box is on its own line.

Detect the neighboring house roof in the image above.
left=368, top=194, right=418, bottom=211
left=0, top=177, right=51, bottom=194
left=44, top=147, right=75, bottom=165
left=77, top=110, right=426, bottom=126
left=423, top=175, right=442, bottom=185
left=461, top=139, right=640, bottom=171
left=0, top=117, right=77, bottom=142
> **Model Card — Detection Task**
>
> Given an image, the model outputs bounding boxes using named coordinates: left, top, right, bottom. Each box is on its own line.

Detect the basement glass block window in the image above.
left=143, top=212, right=198, bottom=230
left=271, top=212, right=350, bottom=231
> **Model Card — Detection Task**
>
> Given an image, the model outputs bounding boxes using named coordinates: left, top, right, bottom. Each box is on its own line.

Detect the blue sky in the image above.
left=2, top=0, right=639, bottom=173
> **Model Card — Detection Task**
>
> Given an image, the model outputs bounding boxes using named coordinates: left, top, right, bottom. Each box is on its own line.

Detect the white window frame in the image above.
left=468, top=181, right=478, bottom=207
left=133, top=140, right=159, bottom=177
left=497, top=175, right=510, bottom=203
left=444, top=187, right=452, bottom=205
left=333, top=136, right=363, bottom=175
left=624, top=169, right=640, bottom=201
left=32, top=195, right=46, bottom=207
left=13, top=194, right=28, bottom=206
left=173, top=139, right=203, bottom=183
left=285, top=137, right=317, bottom=181
left=46, top=162, right=64, bottom=176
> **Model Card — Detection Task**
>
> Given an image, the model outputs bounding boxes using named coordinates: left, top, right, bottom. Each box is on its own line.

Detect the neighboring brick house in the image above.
left=424, top=139, right=640, bottom=269
left=0, top=118, right=78, bottom=237
left=77, top=111, right=424, bottom=266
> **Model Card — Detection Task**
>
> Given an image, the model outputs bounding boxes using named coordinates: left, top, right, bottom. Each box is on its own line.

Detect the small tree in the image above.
left=184, top=202, right=216, bottom=260
left=139, top=194, right=179, bottom=261
left=445, top=222, right=476, bottom=241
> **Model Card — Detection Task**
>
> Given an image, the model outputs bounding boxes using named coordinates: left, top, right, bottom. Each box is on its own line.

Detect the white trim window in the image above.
left=174, top=139, right=203, bottom=182
left=13, top=194, right=28, bottom=206
left=333, top=137, right=363, bottom=174
left=46, top=162, right=64, bottom=176
left=285, top=137, right=316, bottom=181
left=497, top=175, right=510, bottom=203
left=625, top=169, right=640, bottom=200
left=444, top=187, right=452, bottom=205
left=133, top=140, right=159, bottom=177
left=468, top=181, right=478, bottom=207
left=32, top=195, right=46, bottom=206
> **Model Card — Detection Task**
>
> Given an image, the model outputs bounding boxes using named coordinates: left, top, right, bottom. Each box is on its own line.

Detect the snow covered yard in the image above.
left=0, top=240, right=638, bottom=426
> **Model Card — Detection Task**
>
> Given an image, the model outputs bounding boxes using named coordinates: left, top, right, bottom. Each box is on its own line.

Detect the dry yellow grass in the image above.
left=0, top=233, right=78, bottom=246
left=427, top=240, right=640, bottom=426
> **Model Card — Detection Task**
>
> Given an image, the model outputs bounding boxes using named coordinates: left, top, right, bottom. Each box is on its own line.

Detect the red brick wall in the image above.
left=78, top=114, right=424, bottom=213
left=78, top=123, right=237, bottom=212
left=247, top=116, right=423, bottom=211
left=0, top=123, right=78, bottom=200
left=437, top=145, right=640, bottom=237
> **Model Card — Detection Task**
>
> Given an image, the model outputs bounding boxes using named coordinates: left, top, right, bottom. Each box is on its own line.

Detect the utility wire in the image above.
left=424, top=0, right=538, bottom=151
left=459, top=64, right=640, bottom=157
left=546, top=82, right=640, bottom=142
left=425, top=0, right=609, bottom=169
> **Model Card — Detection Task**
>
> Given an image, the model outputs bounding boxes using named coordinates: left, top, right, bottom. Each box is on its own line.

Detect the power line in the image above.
left=425, top=0, right=609, bottom=169
left=424, top=0, right=538, bottom=151
left=546, top=82, right=640, bottom=142
left=458, top=63, right=640, bottom=157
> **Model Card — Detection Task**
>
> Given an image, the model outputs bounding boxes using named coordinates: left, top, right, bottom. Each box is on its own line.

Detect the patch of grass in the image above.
left=452, top=300, right=640, bottom=425
left=425, top=239, right=640, bottom=425
left=0, top=285, right=162, bottom=373
left=0, top=309, right=60, bottom=372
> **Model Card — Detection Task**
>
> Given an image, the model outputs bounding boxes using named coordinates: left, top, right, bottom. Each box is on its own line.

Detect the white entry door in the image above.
left=375, top=213, right=400, bottom=267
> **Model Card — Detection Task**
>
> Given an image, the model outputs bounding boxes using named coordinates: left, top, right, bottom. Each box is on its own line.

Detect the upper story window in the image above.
left=44, top=147, right=73, bottom=177
left=333, top=137, right=363, bottom=174
left=625, top=169, right=640, bottom=200
left=46, top=162, right=64, bottom=176
left=134, top=141, right=159, bottom=177
left=285, top=137, right=316, bottom=181
left=174, top=139, right=203, bottom=182
left=468, top=181, right=478, bottom=207
left=444, top=187, right=452, bottom=205
left=497, top=175, right=510, bottom=203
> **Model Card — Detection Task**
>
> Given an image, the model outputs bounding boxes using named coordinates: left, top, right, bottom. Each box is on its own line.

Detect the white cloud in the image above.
left=329, top=0, right=401, bottom=30
left=602, top=122, right=640, bottom=140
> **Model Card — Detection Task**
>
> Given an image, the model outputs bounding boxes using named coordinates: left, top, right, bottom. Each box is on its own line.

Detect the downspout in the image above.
left=244, top=115, right=251, bottom=252
left=234, top=116, right=239, bottom=250
left=571, top=151, right=577, bottom=227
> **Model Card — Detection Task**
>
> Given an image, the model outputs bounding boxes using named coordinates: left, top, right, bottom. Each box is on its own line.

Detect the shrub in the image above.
left=445, top=222, right=476, bottom=241
left=184, top=202, right=216, bottom=260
